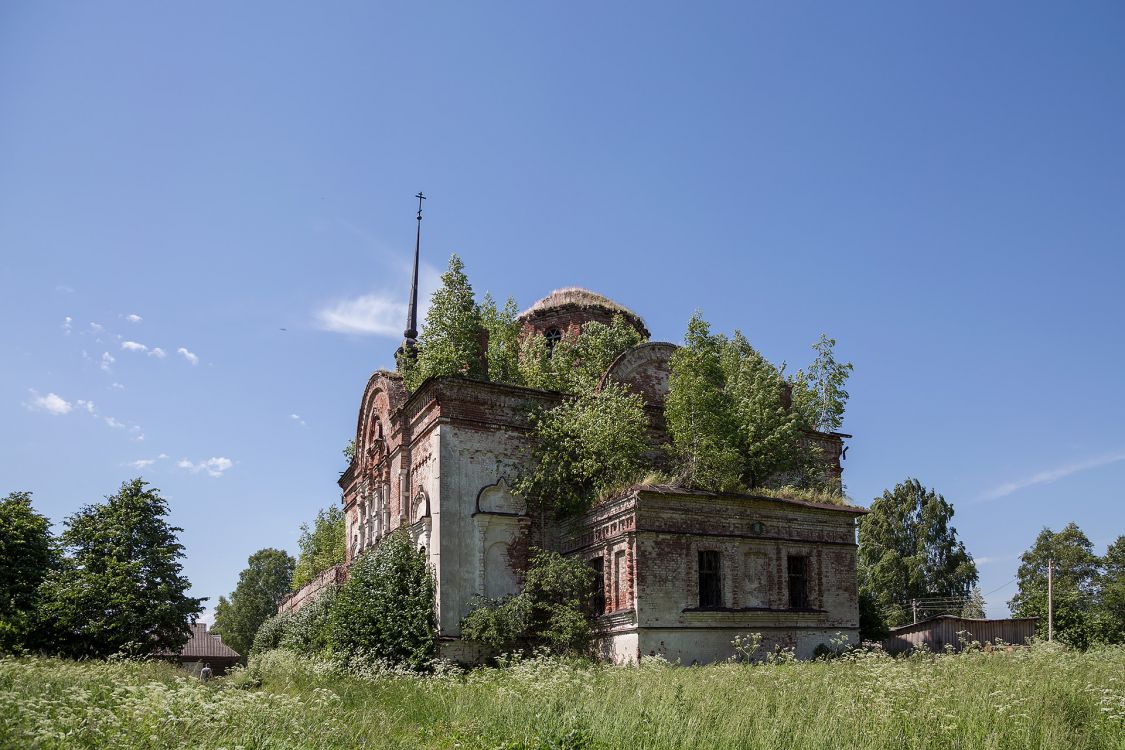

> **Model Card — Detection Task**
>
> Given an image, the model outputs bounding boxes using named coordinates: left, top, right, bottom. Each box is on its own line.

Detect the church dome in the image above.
left=518, top=287, right=649, bottom=339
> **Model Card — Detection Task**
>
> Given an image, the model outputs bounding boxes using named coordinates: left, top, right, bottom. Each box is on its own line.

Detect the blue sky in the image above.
left=2, top=2, right=1123, bottom=621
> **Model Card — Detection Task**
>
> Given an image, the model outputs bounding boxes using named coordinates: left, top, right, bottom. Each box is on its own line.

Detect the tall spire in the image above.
left=398, top=192, right=425, bottom=359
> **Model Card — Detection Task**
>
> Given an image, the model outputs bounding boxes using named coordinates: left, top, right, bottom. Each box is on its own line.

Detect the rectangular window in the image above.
left=589, top=557, right=606, bottom=616
left=788, top=555, right=809, bottom=609
left=698, top=550, right=722, bottom=608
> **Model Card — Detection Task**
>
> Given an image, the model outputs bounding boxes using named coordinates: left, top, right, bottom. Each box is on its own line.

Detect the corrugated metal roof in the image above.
left=157, top=622, right=240, bottom=659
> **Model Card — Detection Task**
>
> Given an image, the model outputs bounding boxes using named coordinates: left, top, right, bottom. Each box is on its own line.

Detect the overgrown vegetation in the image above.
left=461, top=550, right=596, bottom=655
left=518, top=316, right=645, bottom=392
left=253, top=531, right=437, bottom=671
left=291, top=506, right=346, bottom=592
left=0, top=492, right=57, bottom=652
left=664, top=312, right=850, bottom=495
left=4, top=644, right=1124, bottom=749
left=515, top=383, right=650, bottom=517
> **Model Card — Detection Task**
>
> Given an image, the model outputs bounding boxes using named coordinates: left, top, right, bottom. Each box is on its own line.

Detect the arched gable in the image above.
left=598, top=342, right=678, bottom=406
left=355, top=370, right=408, bottom=472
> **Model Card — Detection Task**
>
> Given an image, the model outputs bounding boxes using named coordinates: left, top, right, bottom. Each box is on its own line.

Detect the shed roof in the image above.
left=156, top=622, right=240, bottom=659
left=889, top=614, right=1039, bottom=634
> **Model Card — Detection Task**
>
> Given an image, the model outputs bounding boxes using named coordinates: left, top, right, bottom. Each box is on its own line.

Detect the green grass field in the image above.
left=2, top=645, right=1123, bottom=749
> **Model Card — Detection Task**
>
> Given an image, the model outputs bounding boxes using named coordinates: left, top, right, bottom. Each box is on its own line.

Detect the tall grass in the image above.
left=2, top=645, right=1123, bottom=749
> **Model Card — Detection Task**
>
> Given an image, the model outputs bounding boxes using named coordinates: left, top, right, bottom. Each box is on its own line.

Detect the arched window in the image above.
left=544, top=327, right=562, bottom=357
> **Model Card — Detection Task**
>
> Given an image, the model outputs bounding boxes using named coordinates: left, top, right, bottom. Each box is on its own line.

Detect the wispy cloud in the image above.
left=124, top=314, right=142, bottom=323
left=90, top=322, right=104, bottom=333
left=26, top=391, right=72, bottom=415
left=100, top=352, right=115, bottom=372
left=177, top=457, right=234, bottom=477
left=979, top=449, right=1125, bottom=501
left=148, top=347, right=166, bottom=359
left=122, top=340, right=147, bottom=352
left=111, top=382, right=125, bottom=390
left=55, top=284, right=74, bottom=294
left=127, top=453, right=168, bottom=470
left=290, top=413, right=307, bottom=427
left=315, top=262, right=440, bottom=336
left=177, top=347, right=199, bottom=365
left=62, top=316, right=72, bottom=335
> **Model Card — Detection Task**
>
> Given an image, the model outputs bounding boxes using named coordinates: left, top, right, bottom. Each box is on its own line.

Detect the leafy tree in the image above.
left=1099, top=535, right=1125, bottom=643
left=664, top=313, right=743, bottom=491
left=291, top=506, right=346, bottom=592
left=36, top=478, right=204, bottom=657
left=722, top=332, right=811, bottom=489
left=329, top=530, right=436, bottom=670
left=1009, top=523, right=1102, bottom=648
left=516, top=382, right=649, bottom=516
left=343, top=439, right=356, bottom=465
left=961, top=585, right=987, bottom=619
left=212, top=547, right=295, bottom=659
left=0, top=491, right=58, bottom=652
left=481, top=293, right=524, bottom=385
left=519, top=315, right=645, bottom=393
left=858, top=478, right=979, bottom=628
left=399, top=253, right=486, bottom=391
left=461, top=549, right=595, bottom=655
left=791, top=334, right=853, bottom=433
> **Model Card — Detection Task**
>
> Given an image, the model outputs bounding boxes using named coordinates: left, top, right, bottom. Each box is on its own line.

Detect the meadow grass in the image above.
left=1, top=644, right=1123, bottom=749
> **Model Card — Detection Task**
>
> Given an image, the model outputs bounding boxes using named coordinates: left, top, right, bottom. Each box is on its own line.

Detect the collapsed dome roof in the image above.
left=518, top=287, right=648, bottom=333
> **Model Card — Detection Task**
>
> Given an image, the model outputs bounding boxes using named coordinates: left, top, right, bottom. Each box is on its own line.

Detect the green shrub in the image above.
left=279, top=587, right=336, bottom=656
left=291, top=506, right=346, bottom=592
left=250, top=612, right=293, bottom=654
left=329, top=530, right=436, bottom=670
left=461, top=549, right=595, bottom=655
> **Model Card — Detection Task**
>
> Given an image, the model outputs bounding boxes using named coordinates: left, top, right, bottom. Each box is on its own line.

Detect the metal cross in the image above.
left=416, top=192, right=426, bottom=220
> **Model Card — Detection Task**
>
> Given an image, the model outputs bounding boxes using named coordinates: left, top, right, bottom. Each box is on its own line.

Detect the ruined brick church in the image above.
left=285, top=210, right=864, bottom=664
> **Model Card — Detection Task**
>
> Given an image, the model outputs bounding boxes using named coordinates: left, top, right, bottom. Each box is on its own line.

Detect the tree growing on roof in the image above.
left=398, top=254, right=486, bottom=391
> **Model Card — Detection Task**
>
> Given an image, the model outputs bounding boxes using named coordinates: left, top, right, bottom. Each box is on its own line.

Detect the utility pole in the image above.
left=1047, top=558, right=1054, bottom=642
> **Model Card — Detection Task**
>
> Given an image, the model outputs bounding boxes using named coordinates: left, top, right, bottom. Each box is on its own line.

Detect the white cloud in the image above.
left=124, top=314, right=142, bottom=323
left=105, top=416, right=126, bottom=429
left=100, top=352, right=115, bottom=372
left=127, top=453, right=168, bottom=470
left=90, top=322, right=104, bottom=333
left=148, top=347, right=166, bottom=359
left=178, top=457, right=234, bottom=477
left=290, top=413, right=307, bottom=427
left=177, top=347, right=199, bottom=365
left=314, top=261, right=440, bottom=336
left=979, top=449, right=1125, bottom=501
left=26, top=391, right=72, bottom=415
left=55, top=284, right=75, bottom=294
left=111, top=382, right=125, bottom=390
left=62, top=316, right=72, bottom=335
left=316, top=293, right=405, bottom=335
left=76, top=399, right=96, bottom=415
left=122, top=341, right=147, bottom=352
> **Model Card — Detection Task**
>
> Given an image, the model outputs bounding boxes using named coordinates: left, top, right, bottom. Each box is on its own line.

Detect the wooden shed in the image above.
left=883, top=615, right=1039, bottom=654
left=156, top=622, right=241, bottom=675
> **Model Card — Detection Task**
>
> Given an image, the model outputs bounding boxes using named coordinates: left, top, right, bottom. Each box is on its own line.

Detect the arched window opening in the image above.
left=544, top=327, right=562, bottom=357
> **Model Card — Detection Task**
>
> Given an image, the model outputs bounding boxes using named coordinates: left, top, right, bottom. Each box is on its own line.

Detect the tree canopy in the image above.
left=665, top=312, right=846, bottom=493
left=399, top=253, right=486, bottom=391
left=291, top=506, right=346, bottom=592
left=36, top=478, right=204, bottom=657
left=1009, top=522, right=1103, bottom=648
left=857, top=478, right=979, bottom=629
left=0, top=491, right=57, bottom=652
left=212, top=547, right=295, bottom=659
